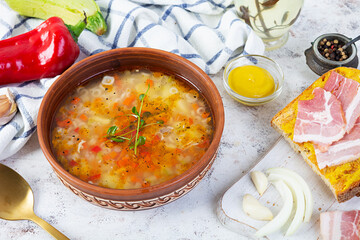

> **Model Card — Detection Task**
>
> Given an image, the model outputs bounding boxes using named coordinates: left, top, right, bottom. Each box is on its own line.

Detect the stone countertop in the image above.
left=1, top=0, right=360, bottom=239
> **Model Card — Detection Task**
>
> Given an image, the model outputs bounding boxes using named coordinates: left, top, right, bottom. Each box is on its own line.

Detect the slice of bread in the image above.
left=271, top=67, right=360, bottom=203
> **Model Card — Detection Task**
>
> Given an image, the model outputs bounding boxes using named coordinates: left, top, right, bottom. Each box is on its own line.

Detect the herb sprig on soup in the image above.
left=51, top=69, right=214, bottom=189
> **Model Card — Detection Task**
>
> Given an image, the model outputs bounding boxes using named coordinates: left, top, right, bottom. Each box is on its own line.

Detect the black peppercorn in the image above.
left=318, top=38, right=349, bottom=62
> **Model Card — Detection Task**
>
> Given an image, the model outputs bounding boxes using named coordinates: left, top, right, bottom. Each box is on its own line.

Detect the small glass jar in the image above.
left=305, top=33, right=358, bottom=76
left=223, top=55, right=284, bottom=106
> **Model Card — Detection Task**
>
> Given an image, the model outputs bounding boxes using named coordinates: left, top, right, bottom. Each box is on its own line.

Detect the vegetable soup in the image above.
left=51, top=69, right=214, bottom=189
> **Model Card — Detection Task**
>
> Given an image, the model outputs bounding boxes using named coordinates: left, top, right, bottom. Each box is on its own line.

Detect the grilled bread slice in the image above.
left=271, top=67, right=360, bottom=202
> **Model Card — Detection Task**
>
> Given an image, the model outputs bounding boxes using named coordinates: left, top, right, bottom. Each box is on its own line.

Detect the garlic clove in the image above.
left=242, top=194, right=273, bottom=221
left=0, top=95, right=11, bottom=116
left=0, top=89, right=17, bottom=126
left=250, top=171, right=268, bottom=196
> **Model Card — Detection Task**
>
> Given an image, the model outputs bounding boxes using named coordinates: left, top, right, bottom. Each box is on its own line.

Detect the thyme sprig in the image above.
left=132, top=85, right=150, bottom=155
left=106, top=84, right=163, bottom=155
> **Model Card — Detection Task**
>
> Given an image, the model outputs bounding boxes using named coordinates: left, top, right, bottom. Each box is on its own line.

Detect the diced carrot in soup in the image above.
left=51, top=69, right=213, bottom=190
left=117, top=157, right=130, bottom=168
left=145, top=79, right=154, bottom=87
left=88, top=174, right=101, bottom=182
left=102, top=151, right=118, bottom=161
left=113, top=102, right=119, bottom=110
left=79, top=114, right=88, bottom=121
left=189, top=117, right=194, bottom=125
left=151, top=134, right=161, bottom=144
left=201, top=112, right=210, bottom=118
left=59, top=149, right=69, bottom=156
left=69, top=160, right=78, bottom=167
left=192, top=103, right=199, bottom=111
left=57, top=119, right=72, bottom=128
left=142, top=181, right=150, bottom=188
left=123, top=93, right=136, bottom=106
left=71, top=97, right=80, bottom=104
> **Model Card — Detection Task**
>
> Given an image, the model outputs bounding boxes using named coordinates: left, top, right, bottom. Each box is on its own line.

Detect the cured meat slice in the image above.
left=320, top=210, right=360, bottom=240
left=324, top=71, right=360, bottom=133
left=315, top=119, right=360, bottom=169
left=293, top=87, right=346, bottom=151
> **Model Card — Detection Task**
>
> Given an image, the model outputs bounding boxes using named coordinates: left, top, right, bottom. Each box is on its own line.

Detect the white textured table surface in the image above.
left=1, top=1, right=360, bottom=239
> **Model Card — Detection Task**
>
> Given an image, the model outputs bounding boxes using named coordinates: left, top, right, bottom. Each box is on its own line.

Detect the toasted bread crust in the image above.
left=271, top=67, right=360, bottom=203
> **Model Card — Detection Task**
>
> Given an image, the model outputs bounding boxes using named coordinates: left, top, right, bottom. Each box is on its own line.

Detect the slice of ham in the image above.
left=315, top=118, right=360, bottom=169
left=324, top=71, right=360, bottom=133
left=293, top=87, right=346, bottom=151
left=320, top=210, right=360, bottom=240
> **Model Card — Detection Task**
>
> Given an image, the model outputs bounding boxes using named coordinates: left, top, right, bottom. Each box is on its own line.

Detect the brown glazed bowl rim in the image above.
left=37, top=47, right=224, bottom=201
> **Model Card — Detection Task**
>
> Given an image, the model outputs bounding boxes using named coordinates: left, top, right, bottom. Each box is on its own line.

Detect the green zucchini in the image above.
left=5, top=0, right=107, bottom=35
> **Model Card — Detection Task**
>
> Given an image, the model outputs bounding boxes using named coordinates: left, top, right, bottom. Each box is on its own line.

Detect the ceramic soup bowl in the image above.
left=37, top=47, right=224, bottom=211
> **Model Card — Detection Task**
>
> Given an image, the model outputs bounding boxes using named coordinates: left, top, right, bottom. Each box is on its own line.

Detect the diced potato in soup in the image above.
left=51, top=69, right=214, bottom=189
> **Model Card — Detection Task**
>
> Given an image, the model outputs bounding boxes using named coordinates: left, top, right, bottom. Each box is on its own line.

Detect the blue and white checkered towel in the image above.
left=0, top=0, right=264, bottom=160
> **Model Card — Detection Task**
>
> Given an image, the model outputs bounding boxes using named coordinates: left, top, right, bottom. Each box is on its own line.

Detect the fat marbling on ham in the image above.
left=320, top=210, right=360, bottom=240
left=293, top=87, right=346, bottom=151
left=324, top=71, right=360, bottom=133
left=316, top=118, right=360, bottom=169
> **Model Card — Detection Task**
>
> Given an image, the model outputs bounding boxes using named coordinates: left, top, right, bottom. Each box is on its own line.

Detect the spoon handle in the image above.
left=344, top=34, right=360, bottom=49
left=29, top=214, right=70, bottom=240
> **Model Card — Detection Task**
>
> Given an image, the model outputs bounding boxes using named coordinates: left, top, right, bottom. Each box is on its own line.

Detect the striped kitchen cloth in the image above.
left=0, top=0, right=264, bottom=160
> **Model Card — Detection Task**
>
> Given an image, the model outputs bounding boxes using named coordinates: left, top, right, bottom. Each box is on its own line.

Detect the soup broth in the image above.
left=51, top=69, right=214, bottom=189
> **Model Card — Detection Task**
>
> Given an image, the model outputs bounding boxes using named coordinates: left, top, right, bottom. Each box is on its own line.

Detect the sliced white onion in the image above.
left=159, top=126, right=173, bottom=134
left=77, top=140, right=86, bottom=153
left=267, top=168, right=313, bottom=222
left=155, top=132, right=164, bottom=140
left=255, top=180, right=293, bottom=237
left=141, top=72, right=150, bottom=77
left=113, top=146, right=122, bottom=152
left=267, top=172, right=306, bottom=236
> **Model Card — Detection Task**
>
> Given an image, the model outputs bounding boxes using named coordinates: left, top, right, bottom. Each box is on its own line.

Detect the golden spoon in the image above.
left=0, top=163, right=69, bottom=240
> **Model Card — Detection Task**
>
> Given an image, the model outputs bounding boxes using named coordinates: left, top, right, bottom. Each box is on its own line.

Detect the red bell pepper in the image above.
left=0, top=17, right=85, bottom=85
